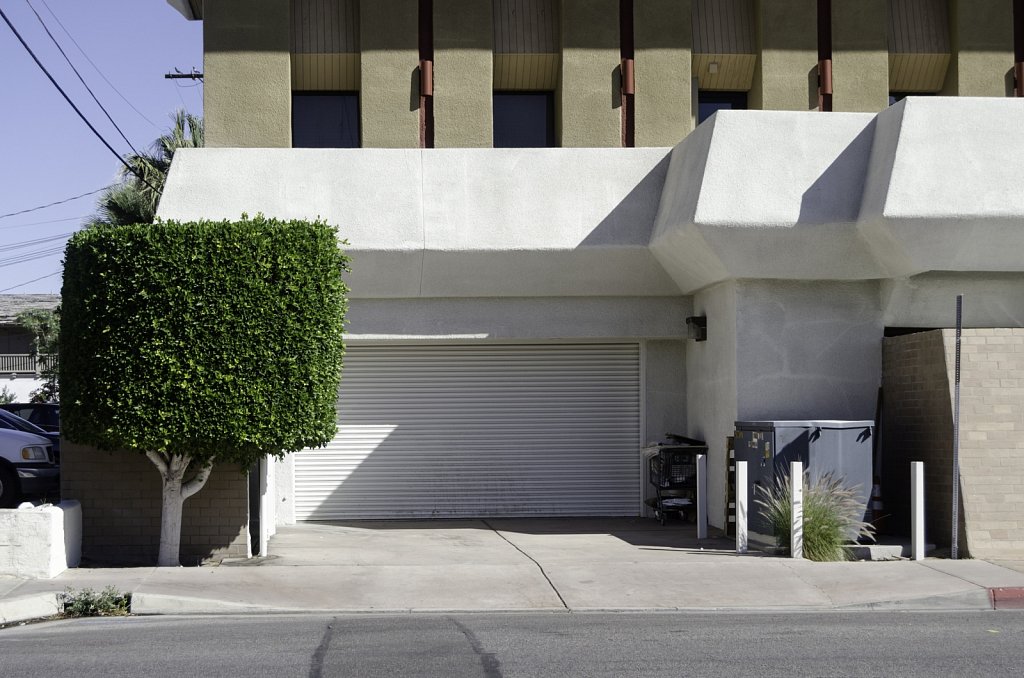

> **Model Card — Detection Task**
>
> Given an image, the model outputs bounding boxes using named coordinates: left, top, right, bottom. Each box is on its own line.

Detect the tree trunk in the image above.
left=146, top=451, right=214, bottom=567
left=158, top=473, right=185, bottom=567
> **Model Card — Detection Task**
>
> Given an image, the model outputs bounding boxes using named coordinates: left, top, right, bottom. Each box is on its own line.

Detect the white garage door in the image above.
left=293, top=343, right=641, bottom=520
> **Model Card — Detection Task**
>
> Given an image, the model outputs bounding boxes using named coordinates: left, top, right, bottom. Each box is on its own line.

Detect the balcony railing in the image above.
left=0, top=354, right=56, bottom=376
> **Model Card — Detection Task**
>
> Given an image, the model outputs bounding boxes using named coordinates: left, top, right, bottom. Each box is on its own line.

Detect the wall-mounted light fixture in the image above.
left=686, top=316, right=707, bottom=342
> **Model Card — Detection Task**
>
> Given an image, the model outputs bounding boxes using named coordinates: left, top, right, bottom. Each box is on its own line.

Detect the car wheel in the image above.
left=0, top=466, right=20, bottom=508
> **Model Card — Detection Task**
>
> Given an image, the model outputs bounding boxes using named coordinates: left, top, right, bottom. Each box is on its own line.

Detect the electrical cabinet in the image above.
left=734, top=420, right=874, bottom=544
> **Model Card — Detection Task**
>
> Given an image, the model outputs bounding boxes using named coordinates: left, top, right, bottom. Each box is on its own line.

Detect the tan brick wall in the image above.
left=60, top=442, right=249, bottom=564
left=943, top=329, right=1024, bottom=559
left=881, top=329, right=1024, bottom=559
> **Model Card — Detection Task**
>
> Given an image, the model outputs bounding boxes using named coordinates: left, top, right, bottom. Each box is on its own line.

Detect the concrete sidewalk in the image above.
left=3, top=519, right=1024, bottom=623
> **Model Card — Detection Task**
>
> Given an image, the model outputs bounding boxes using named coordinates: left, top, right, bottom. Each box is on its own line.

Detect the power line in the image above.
left=0, top=215, right=89, bottom=232
left=38, top=0, right=160, bottom=130
left=0, top=245, right=66, bottom=268
left=0, top=5, right=159, bottom=194
left=0, top=232, right=73, bottom=253
left=0, top=187, right=108, bottom=220
left=25, top=0, right=142, bottom=157
left=0, top=270, right=61, bottom=293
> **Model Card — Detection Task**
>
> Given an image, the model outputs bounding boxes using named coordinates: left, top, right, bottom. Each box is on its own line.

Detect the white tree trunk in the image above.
left=146, top=451, right=214, bottom=567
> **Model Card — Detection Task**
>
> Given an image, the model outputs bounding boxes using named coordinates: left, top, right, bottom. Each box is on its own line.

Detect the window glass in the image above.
left=697, top=91, right=748, bottom=124
left=493, top=92, right=555, bottom=148
left=292, top=92, right=360, bottom=148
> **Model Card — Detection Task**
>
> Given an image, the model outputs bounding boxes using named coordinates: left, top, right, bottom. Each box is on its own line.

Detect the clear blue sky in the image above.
left=1, top=0, right=202, bottom=294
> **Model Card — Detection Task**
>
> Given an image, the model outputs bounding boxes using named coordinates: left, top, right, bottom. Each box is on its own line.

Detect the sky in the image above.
left=0, top=0, right=202, bottom=294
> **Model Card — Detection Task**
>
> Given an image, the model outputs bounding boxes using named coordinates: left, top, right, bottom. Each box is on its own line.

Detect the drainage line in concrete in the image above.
left=481, top=519, right=569, bottom=610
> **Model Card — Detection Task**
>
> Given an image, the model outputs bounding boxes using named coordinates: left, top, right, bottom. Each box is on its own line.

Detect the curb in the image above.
left=0, top=593, right=60, bottom=625
left=989, top=587, right=1024, bottom=610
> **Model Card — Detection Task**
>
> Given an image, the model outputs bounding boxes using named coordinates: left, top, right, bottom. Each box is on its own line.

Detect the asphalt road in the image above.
left=1, top=611, right=1022, bottom=677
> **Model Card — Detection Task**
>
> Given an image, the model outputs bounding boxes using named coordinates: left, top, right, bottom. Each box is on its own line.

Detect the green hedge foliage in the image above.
left=60, top=216, right=349, bottom=467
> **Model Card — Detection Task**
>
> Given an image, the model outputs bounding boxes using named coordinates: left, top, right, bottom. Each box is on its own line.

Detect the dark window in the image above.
left=292, top=92, right=359, bottom=148
left=697, top=91, right=748, bottom=124
left=888, top=92, right=933, bottom=106
left=493, top=92, right=555, bottom=148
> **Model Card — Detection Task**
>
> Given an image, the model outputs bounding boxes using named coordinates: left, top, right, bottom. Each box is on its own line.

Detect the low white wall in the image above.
left=0, top=376, right=43, bottom=402
left=0, top=501, right=81, bottom=579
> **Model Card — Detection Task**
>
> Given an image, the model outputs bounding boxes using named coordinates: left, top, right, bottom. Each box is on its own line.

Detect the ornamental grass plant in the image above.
left=754, top=470, right=875, bottom=562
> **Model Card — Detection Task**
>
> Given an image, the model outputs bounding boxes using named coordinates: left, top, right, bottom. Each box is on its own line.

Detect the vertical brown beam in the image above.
left=1015, top=0, right=1024, bottom=96
left=419, top=0, right=434, bottom=147
left=817, top=0, right=833, bottom=111
left=620, top=0, right=635, bottom=147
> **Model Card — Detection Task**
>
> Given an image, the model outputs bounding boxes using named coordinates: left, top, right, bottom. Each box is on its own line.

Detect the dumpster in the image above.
left=734, top=420, right=873, bottom=544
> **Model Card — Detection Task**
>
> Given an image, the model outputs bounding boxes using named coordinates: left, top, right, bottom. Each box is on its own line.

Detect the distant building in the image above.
left=0, top=295, right=59, bottom=402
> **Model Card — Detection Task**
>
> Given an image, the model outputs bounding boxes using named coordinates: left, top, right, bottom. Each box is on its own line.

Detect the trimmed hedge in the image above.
left=60, top=215, right=349, bottom=467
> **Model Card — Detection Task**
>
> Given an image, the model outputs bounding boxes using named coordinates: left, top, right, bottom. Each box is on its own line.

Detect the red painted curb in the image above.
left=989, top=588, right=1024, bottom=610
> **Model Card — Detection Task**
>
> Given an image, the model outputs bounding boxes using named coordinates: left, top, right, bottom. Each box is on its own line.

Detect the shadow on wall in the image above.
left=798, top=120, right=874, bottom=225
left=60, top=442, right=249, bottom=565
left=581, top=153, right=672, bottom=247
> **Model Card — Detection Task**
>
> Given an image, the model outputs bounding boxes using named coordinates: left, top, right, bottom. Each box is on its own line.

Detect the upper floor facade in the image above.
left=170, top=0, right=1024, bottom=149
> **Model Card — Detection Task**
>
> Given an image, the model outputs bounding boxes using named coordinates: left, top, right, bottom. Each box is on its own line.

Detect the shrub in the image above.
left=60, top=215, right=349, bottom=565
left=754, top=471, right=875, bottom=562
left=60, top=586, right=131, bottom=617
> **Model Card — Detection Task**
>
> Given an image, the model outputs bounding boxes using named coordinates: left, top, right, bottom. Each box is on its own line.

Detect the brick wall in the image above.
left=944, top=329, right=1024, bottom=559
left=881, top=329, right=1024, bottom=559
left=880, top=331, right=961, bottom=546
left=60, top=442, right=249, bottom=564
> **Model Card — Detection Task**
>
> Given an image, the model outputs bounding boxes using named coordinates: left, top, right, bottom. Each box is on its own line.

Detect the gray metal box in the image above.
left=734, top=420, right=874, bottom=544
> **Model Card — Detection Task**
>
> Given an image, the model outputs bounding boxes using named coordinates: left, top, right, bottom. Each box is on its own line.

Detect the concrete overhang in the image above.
left=159, top=99, right=1024, bottom=299
left=652, top=98, right=1024, bottom=294
left=858, top=97, right=1024, bottom=278
left=650, top=110, right=884, bottom=293
left=158, top=147, right=682, bottom=299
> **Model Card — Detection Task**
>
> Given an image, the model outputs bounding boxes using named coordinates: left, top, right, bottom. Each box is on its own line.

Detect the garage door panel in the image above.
left=294, top=343, right=641, bottom=520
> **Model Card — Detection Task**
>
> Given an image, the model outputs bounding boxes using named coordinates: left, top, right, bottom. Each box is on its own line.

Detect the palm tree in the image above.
left=89, top=110, right=204, bottom=227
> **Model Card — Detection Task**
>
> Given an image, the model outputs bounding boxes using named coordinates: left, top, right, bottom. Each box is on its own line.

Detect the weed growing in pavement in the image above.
left=59, top=586, right=131, bottom=617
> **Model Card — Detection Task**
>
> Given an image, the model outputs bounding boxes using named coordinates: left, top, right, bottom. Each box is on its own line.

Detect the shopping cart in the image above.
left=645, top=437, right=706, bottom=526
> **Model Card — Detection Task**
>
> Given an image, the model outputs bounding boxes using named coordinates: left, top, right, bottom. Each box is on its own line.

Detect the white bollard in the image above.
left=696, top=453, right=708, bottom=540
left=736, top=461, right=748, bottom=554
left=911, top=461, right=925, bottom=561
left=790, top=461, right=803, bottom=559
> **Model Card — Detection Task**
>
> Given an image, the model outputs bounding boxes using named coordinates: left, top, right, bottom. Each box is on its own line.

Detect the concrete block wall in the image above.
left=881, top=329, right=1024, bottom=559
left=880, top=331, right=959, bottom=545
left=60, top=442, right=249, bottom=564
left=943, top=329, right=1024, bottom=559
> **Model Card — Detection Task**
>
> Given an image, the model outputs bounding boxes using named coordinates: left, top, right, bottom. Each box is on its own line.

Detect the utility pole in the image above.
left=164, top=67, right=203, bottom=81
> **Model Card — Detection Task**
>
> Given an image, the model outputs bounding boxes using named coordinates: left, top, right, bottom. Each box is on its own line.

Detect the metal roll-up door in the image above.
left=293, top=343, right=641, bottom=520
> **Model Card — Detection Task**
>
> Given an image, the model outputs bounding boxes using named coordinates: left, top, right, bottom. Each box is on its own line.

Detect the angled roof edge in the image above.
left=167, top=0, right=202, bottom=21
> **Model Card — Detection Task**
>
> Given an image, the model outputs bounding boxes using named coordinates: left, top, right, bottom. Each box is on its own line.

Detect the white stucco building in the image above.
left=157, top=98, right=1024, bottom=550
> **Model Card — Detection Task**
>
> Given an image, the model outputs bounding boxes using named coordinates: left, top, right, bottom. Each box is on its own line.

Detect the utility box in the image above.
left=734, top=420, right=874, bottom=545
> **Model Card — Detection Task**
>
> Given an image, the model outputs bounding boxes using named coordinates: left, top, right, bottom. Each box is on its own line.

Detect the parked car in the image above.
left=0, top=403, right=59, bottom=433
left=0, top=409, right=59, bottom=460
left=0, top=428, right=58, bottom=507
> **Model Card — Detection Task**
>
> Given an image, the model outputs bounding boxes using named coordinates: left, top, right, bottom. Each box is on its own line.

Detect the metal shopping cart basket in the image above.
left=644, top=436, right=707, bottom=526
